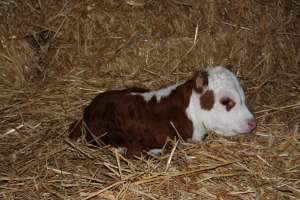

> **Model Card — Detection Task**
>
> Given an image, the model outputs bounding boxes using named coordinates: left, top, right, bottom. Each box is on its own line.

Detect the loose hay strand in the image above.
left=82, top=181, right=124, bottom=200
left=165, top=140, right=179, bottom=172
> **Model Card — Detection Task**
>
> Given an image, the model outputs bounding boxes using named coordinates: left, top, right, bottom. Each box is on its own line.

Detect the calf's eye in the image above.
left=220, top=97, right=236, bottom=111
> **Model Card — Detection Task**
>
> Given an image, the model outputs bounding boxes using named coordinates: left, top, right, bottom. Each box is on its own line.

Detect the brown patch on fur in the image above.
left=200, top=90, right=215, bottom=110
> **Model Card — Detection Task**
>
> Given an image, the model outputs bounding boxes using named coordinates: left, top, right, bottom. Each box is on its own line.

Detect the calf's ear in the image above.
left=194, top=71, right=208, bottom=93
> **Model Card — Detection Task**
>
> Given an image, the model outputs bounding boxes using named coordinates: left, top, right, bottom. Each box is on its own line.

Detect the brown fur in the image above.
left=70, top=72, right=209, bottom=157
left=200, top=90, right=215, bottom=110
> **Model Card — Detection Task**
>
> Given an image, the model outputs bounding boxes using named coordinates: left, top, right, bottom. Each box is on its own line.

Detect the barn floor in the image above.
left=0, top=1, right=299, bottom=199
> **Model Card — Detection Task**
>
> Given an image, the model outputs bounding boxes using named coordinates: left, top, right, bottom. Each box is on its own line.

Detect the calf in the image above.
left=69, top=66, right=256, bottom=157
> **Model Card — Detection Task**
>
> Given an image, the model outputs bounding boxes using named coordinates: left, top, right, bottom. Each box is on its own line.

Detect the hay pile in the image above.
left=0, top=0, right=299, bottom=199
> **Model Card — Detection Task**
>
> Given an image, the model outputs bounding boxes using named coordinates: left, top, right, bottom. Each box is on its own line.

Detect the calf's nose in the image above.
left=247, top=118, right=256, bottom=131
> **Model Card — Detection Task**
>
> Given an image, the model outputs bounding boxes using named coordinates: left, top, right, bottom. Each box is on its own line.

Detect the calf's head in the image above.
left=196, top=66, right=256, bottom=136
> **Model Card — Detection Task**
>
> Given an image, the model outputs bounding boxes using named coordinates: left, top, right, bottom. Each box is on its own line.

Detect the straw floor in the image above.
left=0, top=0, right=299, bottom=199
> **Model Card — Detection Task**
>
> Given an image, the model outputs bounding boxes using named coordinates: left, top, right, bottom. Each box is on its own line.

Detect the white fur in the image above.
left=131, top=83, right=181, bottom=102
left=186, top=66, right=254, bottom=139
left=148, top=148, right=162, bottom=156
left=117, top=147, right=127, bottom=155
left=117, top=147, right=162, bottom=156
left=185, top=91, right=206, bottom=140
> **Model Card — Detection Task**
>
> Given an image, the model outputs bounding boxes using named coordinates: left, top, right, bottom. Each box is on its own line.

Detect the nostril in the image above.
left=247, top=118, right=256, bottom=130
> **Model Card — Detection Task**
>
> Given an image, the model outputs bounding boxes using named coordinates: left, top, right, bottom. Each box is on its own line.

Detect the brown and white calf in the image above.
left=69, top=66, right=256, bottom=157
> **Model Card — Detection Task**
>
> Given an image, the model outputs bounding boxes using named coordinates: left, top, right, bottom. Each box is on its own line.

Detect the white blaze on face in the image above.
left=203, top=66, right=255, bottom=136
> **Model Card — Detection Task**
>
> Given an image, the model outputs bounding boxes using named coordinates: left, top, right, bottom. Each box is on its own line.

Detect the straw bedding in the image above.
left=0, top=0, right=299, bottom=199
